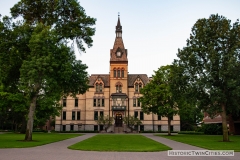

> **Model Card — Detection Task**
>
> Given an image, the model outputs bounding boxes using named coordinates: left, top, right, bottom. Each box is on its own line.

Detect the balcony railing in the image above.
left=112, top=106, right=126, bottom=111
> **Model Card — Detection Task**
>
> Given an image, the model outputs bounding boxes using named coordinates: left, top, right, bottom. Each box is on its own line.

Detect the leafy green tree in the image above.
left=95, top=115, right=113, bottom=132
left=0, top=0, right=96, bottom=140
left=122, top=116, right=142, bottom=132
left=140, top=65, right=178, bottom=135
left=174, top=14, right=240, bottom=141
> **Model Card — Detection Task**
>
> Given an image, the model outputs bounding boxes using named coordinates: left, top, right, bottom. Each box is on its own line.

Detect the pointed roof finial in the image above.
left=118, top=12, right=120, bottom=17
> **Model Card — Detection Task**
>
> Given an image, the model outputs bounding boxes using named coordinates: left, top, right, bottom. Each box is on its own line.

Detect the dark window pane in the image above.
left=133, top=99, right=136, bottom=107
left=102, top=99, right=104, bottom=107
left=140, top=111, right=144, bottom=120
left=94, top=125, right=98, bottom=131
left=100, top=111, right=104, bottom=117
left=171, top=125, right=173, bottom=131
left=100, top=125, right=103, bottom=131
left=70, top=125, right=74, bottom=131
left=134, top=111, right=138, bottom=118
left=63, top=111, right=66, bottom=120
left=158, top=125, right=161, bottom=131
left=93, top=99, right=96, bottom=107
left=100, top=84, right=102, bottom=92
left=97, top=99, right=100, bottom=107
left=119, top=86, right=122, bottom=93
left=75, top=99, right=78, bottom=107
left=72, top=111, right=75, bottom=120
left=137, top=98, right=140, bottom=107
left=140, top=125, right=144, bottom=131
left=63, top=99, right=66, bottom=107
left=158, top=114, right=161, bottom=120
left=114, top=70, right=116, bottom=77
left=94, top=111, right=98, bottom=120
left=77, top=111, right=80, bottom=120
left=62, top=125, right=66, bottom=131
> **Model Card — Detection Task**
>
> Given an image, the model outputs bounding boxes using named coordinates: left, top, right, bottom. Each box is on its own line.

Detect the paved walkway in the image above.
left=0, top=133, right=238, bottom=160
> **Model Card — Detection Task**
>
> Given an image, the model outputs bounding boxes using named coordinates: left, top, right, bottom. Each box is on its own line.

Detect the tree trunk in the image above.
left=168, top=116, right=171, bottom=136
left=25, top=95, right=37, bottom=141
left=221, top=103, right=229, bottom=142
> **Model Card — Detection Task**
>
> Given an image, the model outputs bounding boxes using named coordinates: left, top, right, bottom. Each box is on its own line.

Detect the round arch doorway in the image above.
left=115, top=113, right=122, bottom=127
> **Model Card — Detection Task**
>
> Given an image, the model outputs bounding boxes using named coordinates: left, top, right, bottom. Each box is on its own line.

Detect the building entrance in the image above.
left=115, top=113, right=122, bottom=127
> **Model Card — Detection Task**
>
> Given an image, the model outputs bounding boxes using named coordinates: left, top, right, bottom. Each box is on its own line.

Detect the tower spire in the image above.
left=116, top=14, right=122, bottom=37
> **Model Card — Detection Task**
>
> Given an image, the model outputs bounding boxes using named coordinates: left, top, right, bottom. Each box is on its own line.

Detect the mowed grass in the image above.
left=158, top=134, right=240, bottom=152
left=0, top=133, right=82, bottom=148
left=68, top=134, right=171, bottom=152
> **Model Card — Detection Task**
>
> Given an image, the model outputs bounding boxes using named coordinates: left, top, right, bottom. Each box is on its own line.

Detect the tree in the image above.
left=0, top=0, right=96, bottom=141
left=174, top=14, right=240, bottom=141
left=140, top=65, right=178, bottom=135
left=95, top=115, right=113, bottom=132
left=122, top=116, right=142, bottom=132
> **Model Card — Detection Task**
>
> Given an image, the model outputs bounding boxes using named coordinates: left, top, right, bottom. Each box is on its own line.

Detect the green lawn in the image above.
left=0, top=133, right=82, bottom=148
left=68, top=134, right=171, bottom=152
left=157, top=134, right=240, bottom=152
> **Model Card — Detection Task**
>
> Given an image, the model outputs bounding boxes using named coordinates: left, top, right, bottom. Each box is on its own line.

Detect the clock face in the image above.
left=117, top=51, right=121, bottom=57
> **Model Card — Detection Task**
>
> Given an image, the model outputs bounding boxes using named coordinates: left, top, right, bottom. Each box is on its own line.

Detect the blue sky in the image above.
left=1, top=0, right=240, bottom=77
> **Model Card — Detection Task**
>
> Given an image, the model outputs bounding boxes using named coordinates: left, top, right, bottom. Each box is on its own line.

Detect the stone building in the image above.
left=55, top=16, right=180, bottom=132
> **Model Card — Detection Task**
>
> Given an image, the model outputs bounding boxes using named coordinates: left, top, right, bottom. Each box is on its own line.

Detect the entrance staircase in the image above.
left=114, top=127, right=124, bottom=133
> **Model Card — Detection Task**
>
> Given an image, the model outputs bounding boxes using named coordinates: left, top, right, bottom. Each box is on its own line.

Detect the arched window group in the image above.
left=115, top=82, right=122, bottom=93
left=135, top=82, right=142, bottom=92
left=114, top=68, right=124, bottom=78
left=96, top=83, right=103, bottom=92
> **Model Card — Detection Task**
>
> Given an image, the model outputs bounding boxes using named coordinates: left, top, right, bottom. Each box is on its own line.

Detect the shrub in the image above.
left=178, top=131, right=204, bottom=135
left=199, top=123, right=223, bottom=135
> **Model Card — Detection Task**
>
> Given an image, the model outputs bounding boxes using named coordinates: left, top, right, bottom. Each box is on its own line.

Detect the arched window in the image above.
left=96, top=84, right=99, bottom=92
left=99, top=83, right=102, bottom=92
left=115, top=82, right=123, bottom=93
left=121, top=69, right=124, bottom=78
left=139, top=83, right=142, bottom=91
left=114, top=69, right=116, bottom=77
left=135, top=83, right=138, bottom=92
left=117, top=69, right=120, bottom=77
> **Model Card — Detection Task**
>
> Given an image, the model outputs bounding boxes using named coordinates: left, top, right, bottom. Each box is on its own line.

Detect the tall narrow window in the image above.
left=96, top=84, right=99, bottom=92
left=63, top=99, right=66, bottom=107
left=99, top=84, right=102, bottom=92
left=134, top=111, right=138, bottom=118
left=117, top=70, right=120, bottom=77
left=63, top=111, right=66, bottom=120
left=116, top=86, right=118, bottom=93
left=158, top=125, right=162, bottom=131
left=97, top=99, right=100, bottom=107
left=121, top=70, right=124, bottom=77
left=94, top=111, right=98, bottom=120
left=70, top=125, right=74, bottom=131
left=113, top=98, right=116, bottom=106
left=102, top=99, right=105, bottom=106
left=119, top=85, right=122, bottom=93
left=77, top=111, right=80, bottom=120
left=72, top=111, right=75, bottom=120
left=93, top=99, right=96, bottom=107
left=140, top=111, right=144, bottom=120
left=139, top=83, right=142, bottom=91
left=158, top=114, right=161, bottom=120
left=135, top=83, right=138, bottom=92
left=114, top=69, right=116, bottom=77
left=133, top=99, right=136, bottom=107
left=137, top=98, right=141, bottom=107
left=75, top=98, right=78, bottom=107
left=100, top=111, right=104, bottom=117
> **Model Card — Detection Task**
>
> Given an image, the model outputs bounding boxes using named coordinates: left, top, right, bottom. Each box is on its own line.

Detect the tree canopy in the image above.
left=174, top=14, right=240, bottom=141
left=0, top=0, right=96, bottom=140
left=140, top=65, right=178, bottom=135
